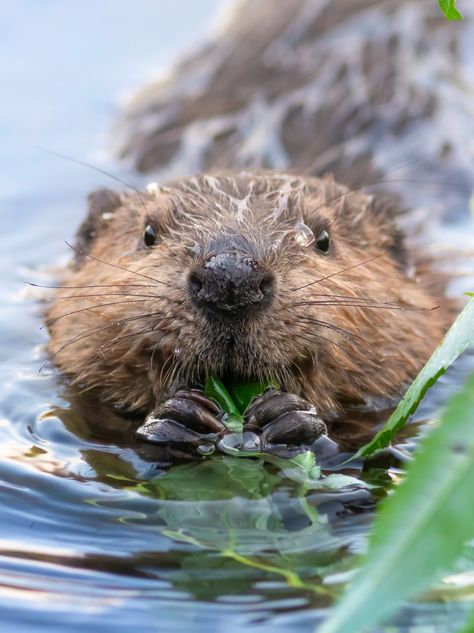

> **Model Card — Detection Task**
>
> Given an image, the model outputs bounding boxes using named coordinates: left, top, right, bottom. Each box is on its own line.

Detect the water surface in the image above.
left=0, top=2, right=473, bottom=632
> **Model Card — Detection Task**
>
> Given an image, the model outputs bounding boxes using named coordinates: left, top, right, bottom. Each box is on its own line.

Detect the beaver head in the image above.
left=46, top=170, right=450, bottom=419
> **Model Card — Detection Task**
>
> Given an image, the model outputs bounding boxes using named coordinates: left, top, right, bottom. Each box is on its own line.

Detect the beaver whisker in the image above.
left=289, top=358, right=307, bottom=384
left=150, top=340, right=161, bottom=376
left=290, top=249, right=392, bottom=292
left=281, top=365, right=298, bottom=392
left=42, top=299, right=152, bottom=328
left=292, top=300, right=436, bottom=311
left=41, top=319, right=124, bottom=372
left=374, top=177, right=469, bottom=191
left=294, top=335, right=336, bottom=368
left=292, top=299, right=406, bottom=308
left=162, top=354, right=178, bottom=388
left=166, top=356, right=185, bottom=393
left=159, top=352, right=178, bottom=390
left=49, top=292, right=177, bottom=302
left=266, top=365, right=291, bottom=392
left=37, top=147, right=162, bottom=234
left=29, top=282, right=155, bottom=290
left=36, top=147, right=180, bottom=262
left=98, top=324, right=162, bottom=354
left=287, top=291, right=408, bottom=305
left=179, top=360, right=193, bottom=393
left=171, top=350, right=201, bottom=394
left=43, top=311, right=176, bottom=371
left=98, top=312, right=182, bottom=352
left=295, top=331, right=368, bottom=366
left=284, top=293, right=418, bottom=312
left=294, top=315, right=374, bottom=351
left=306, top=154, right=434, bottom=195
left=38, top=147, right=145, bottom=200
left=65, top=241, right=173, bottom=288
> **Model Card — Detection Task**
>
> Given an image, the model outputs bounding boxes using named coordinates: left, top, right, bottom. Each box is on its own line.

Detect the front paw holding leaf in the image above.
left=136, top=376, right=339, bottom=462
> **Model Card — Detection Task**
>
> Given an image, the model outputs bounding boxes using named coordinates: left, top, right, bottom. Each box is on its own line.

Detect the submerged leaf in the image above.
left=262, top=450, right=321, bottom=485
left=318, top=373, right=474, bottom=633
left=357, top=297, right=474, bottom=457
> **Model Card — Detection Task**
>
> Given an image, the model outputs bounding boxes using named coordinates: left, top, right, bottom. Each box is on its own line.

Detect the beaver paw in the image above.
left=244, top=389, right=339, bottom=460
left=135, top=389, right=226, bottom=457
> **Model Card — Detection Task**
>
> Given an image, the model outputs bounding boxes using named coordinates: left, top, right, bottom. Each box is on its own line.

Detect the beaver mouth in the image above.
left=198, top=301, right=266, bottom=320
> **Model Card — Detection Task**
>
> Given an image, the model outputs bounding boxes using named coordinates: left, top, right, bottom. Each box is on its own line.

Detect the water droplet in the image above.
left=293, top=219, right=315, bottom=247
left=241, top=431, right=261, bottom=452
left=197, top=443, right=215, bottom=456
left=217, top=431, right=262, bottom=455
left=146, top=182, right=159, bottom=195
left=217, top=434, right=241, bottom=455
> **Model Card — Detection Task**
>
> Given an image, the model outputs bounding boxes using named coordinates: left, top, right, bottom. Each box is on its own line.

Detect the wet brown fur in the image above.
left=46, top=170, right=453, bottom=427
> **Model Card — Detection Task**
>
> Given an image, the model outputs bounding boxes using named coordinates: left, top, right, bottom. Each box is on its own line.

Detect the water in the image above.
left=1, top=2, right=474, bottom=632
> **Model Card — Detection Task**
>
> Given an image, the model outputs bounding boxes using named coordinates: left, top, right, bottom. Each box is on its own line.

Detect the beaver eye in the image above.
left=315, top=230, right=330, bottom=254
left=144, top=224, right=157, bottom=247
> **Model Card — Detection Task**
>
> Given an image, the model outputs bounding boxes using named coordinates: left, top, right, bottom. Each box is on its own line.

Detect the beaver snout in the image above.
left=188, top=252, right=274, bottom=317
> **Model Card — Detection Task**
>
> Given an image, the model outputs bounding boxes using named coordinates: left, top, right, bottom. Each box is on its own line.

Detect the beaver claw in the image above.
left=136, top=387, right=339, bottom=462
left=135, top=389, right=226, bottom=455
left=245, top=389, right=339, bottom=460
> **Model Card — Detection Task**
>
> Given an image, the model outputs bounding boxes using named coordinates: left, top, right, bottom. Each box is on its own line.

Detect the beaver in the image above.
left=46, top=0, right=473, bottom=457
left=45, top=170, right=452, bottom=457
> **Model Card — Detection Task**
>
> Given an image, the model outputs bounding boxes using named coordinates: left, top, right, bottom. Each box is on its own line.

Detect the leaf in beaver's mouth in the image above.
left=204, top=375, right=276, bottom=433
left=204, top=376, right=244, bottom=433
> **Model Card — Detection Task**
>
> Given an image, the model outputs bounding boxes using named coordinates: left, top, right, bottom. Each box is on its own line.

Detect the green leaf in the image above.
left=204, top=376, right=244, bottom=432
left=356, top=297, right=474, bottom=457
left=227, top=377, right=277, bottom=413
left=439, top=0, right=464, bottom=20
left=318, top=373, right=474, bottom=633
left=204, top=376, right=277, bottom=433
left=261, top=450, right=321, bottom=485
left=204, top=376, right=242, bottom=418
left=205, top=376, right=276, bottom=415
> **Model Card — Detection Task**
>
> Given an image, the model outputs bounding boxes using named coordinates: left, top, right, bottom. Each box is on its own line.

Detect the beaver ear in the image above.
left=368, top=194, right=413, bottom=278
left=74, top=189, right=122, bottom=263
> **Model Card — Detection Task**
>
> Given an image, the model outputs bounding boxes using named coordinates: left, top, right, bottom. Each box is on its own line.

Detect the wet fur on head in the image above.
left=46, top=170, right=452, bottom=420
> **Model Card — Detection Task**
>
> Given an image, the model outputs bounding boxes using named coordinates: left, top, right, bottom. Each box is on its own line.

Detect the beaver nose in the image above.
left=188, top=253, right=274, bottom=316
